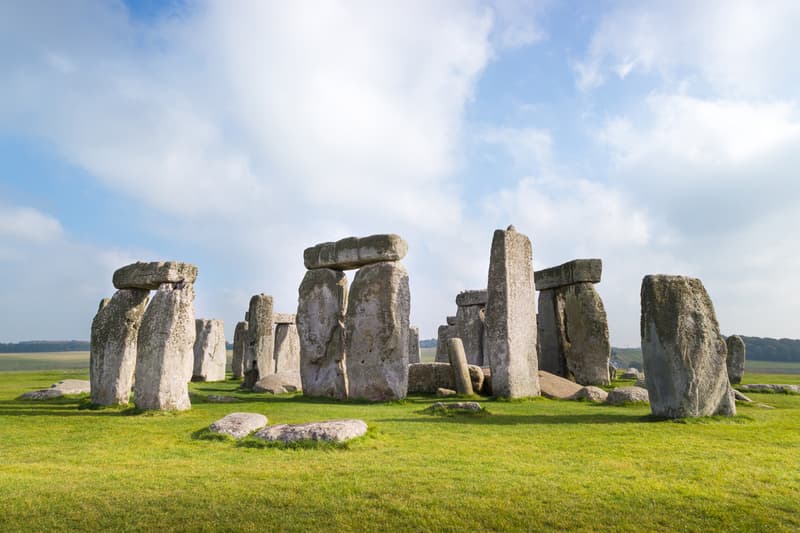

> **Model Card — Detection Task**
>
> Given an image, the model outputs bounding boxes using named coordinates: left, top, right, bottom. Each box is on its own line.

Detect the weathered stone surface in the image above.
left=192, top=319, right=226, bottom=382
left=436, top=388, right=456, bottom=397
left=446, top=316, right=458, bottom=326
left=641, top=275, right=736, bottom=418
left=726, top=335, right=746, bottom=385
left=254, top=419, right=368, bottom=443
left=209, top=412, right=267, bottom=439
left=538, top=370, right=582, bottom=399
left=571, top=386, right=608, bottom=403
left=455, top=304, right=485, bottom=366
left=537, top=289, right=567, bottom=377
left=113, top=261, right=197, bottom=290
left=733, top=390, right=752, bottom=402
left=406, top=362, right=483, bottom=394
left=456, top=289, right=487, bottom=307
left=621, top=368, right=644, bottom=380
left=422, top=401, right=483, bottom=414
left=738, top=384, right=800, bottom=394
left=345, top=261, right=410, bottom=401
left=447, top=338, right=473, bottom=395
left=435, top=325, right=453, bottom=363
left=244, top=294, right=274, bottom=377
left=242, top=368, right=259, bottom=390
left=534, top=259, right=602, bottom=291
left=606, top=386, right=649, bottom=405
left=134, top=282, right=196, bottom=411
left=297, top=269, right=348, bottom=399
left=484, top=226, right=540, bottom=398
left=20, top=389, right=63, bottom=400
left=231, top=321, right=248, bottom=379
left=274, top=323, right=301, bottom=375
left=304, top=234, right=408, bottom=270
left=408, top=326, right=420, bottom=364
left=90, top=289, right=149, bottom=405
left=274, top=313, right=296, bottom=324
left=253, top=371, right=302, bottom=394
left=52, top=379, right=91, bottom=394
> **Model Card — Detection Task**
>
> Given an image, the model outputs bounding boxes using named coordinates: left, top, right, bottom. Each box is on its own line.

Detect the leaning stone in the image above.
left=274, top=313, right=296, bottom=324
left=455, top=304, right=485, bottom=366
left=447, top=338, right=473, bottom=395
left=538, top=370, right=582, bottom=399
left=209, top=412, right=268, bottom=439
left=641, top=275, right=736, bottom=418
left=134, top=282, right=196, bottom=411
left=455, top=289, right=488, bottom=307
left=303, top=234, right=408, bottom=270
left=90, top=289, right=149, bottom=405
left=192, top=319, right=226, bottom=382
left=297, top=268, right=348, bottom=399
left=231, top=321, right=248, bottom=379
left=112, top=261, right=197, bottom=290
left=571, top=386, right=608, bottom=403
left=436, top=388, right=457, bottom=397
left=484, top=225, right=540, bottom=398
left=254, top=419, right=368, bottom=443
left=534, top=259, right=602, bottom=291
left=408, top=326, right=420, bottom=364
left=606, top=386, right=649, bottom=405
left=274, top=323, right=301, bottom=375
left=253, top=371, right=302, bottom=394
left=244, top=294, right=274, bottom=378
left=345, top=261, right=410, bottom=401
left=726, top=335, right=746, bottom=385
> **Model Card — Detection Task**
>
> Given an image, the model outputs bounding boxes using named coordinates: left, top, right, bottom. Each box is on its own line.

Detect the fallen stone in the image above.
left=534, top=259, right=602, bottom=291
left=209, top=412, right=268, bottom=439
left=484, top=225, right=540, bottom=398
left=726, top=335, right=746, bottom=385
left=231, top=321, right=248, bottom=379
left=641, top=275, right=736, bottom=418
left=304, top=234, right=408, bottom=270
left=253, top=371, right=302, bottom=394
left=408, top=326, right=420, bottom=364
left=274, top=323, right=301, bottom=375
left=571, top=386, right=609, bottom=403
left=206, top=395, right=242, bottom=403
left=732, top=390, right=753, bottom=402
left=273, top=313, right=296, bottom=324
left=738, top=384, right=800, bottom=394
left=455, top=289, right=487, bottom=307
left=436, top=388, right=457, bottom=397
left=406, top=363, right=484, bottom=394
left=537, top=370, right=582, bottom=399
left=606, top=386, right=650, bottom=405
left=423, top=401, right=483, bottom=414
left=113, top=261, right=197, bottom=290
left=20, top=379, right=91, bottom=400
left=192, top=319, right=227, bottom=382
left=20, top=389, right=63, bottom=400
left=244, top=294, right=274, bottom=378
left=254, top=419, right=368, bottom=443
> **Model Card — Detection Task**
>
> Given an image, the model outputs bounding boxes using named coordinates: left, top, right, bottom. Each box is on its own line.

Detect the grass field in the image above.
left=1, top=353, right=799, bottom=531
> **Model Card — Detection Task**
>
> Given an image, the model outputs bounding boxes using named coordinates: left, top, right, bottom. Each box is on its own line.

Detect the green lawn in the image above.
left=1, top=361, right=799, bottom=531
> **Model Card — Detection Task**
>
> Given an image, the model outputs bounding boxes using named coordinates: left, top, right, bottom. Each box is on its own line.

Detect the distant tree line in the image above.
left=741, top=336, right=800, bottom=362
left=420, top=338, right=437, bottom=349
left=0, top=340, right=90, bottom=353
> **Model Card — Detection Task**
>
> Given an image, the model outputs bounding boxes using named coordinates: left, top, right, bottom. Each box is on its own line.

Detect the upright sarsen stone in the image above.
left=435, top=325, right=452, bottom=363
left=134, top=282, right=196, bottom=411
left=560, top=283, right=610, bottom=386
left=244, top=294, right=274, bottom=378
left=297, top=269, right=348, bottom=399
left=726, top=335, right=746, bottom=385
left=192, top=319, right=226, bottom=382
left=640, top=275, right=735, bottom=418
left=90, top=289, right=149, bottom=405
left=274, top=323, right=301, bottom=374
left=484, top=226, right=540, bottom=398
left=232, top=321, right=248, bottom=379
left=455, top=304, right=485, bottom=366
left=345, top=261, right=410, bottom=401
left=408, top=326, right=420, bottom=364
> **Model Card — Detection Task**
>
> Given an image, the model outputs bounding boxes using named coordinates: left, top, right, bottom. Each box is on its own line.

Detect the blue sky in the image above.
left=2, top=0, right=799, bottom=345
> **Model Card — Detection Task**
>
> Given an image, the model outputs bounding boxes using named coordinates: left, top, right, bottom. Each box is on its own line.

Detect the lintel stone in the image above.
left=303, top=234, right=408, bottom=270
left=534, top=259, right=602, bottom=291
left=113, top=261, right=198, bottom=290
left=455, top=289, right=487, bottom=307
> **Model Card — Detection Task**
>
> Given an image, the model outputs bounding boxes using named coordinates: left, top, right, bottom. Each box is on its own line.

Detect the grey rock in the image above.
left=113, top=261, right=197, bottom=290
left=274, top=323, right=301, bottom=375
left=408, top=326, right=420, bottom=364
left=407, top=362, right=483, bottom=394
left=134, top=282, right=196, bottom=411
left=484, top=226, right=540, bottom=398
left=634, top=378, right=647, bottom=388
left=90, top=289, right=149, bottom=405
left=231, top=321, right=248, bottom=379
left=738, top=384, right=800, bottom=394
left=254, top=419, right=368, bottom=443
left=455, top=304, right=485, bottom=365
left=537, top=289, right=567, bottom=377
left=274, top=313, right=296, bottom=324
left=732, top=389, right=753, bottom=402
left=253, top=371, right=302, bottom=394
left=534, top=259, right=602, bottom=291
left=206, top=395, right=241, bottom=403
left=571, top=386, right=609, bottom=403
left=641, top=275, right=736, bottom=418
left=209, top=412, right=268, bottom=439
left=455, top=289, right=488, bottom=307
left=304, top=234, right=408, bottom=270
left=447, top=338, right=473, bottom=395
left=621, top=369, right=644, bottom=380
left=345, top=261, right=410, bottom=401
left=606, top=386, right=649, bottom=405
left=435, top=325, right=454, bottom=363
left=297, top=268, right=349, bottom=399
left=538, top=370, right=582, bottom=399
left=192, top=319, right=226, bottom=382
left=244, top=294, right=274, bottom=377
left=20, top=389, right=64, bottom=400
left=726, top=335, right=746, bottom=385
left=446, top=316, right=458, bottom=326
left=436, top=387, right=457, bottom=397
left=423, top=401, right=483, bottom=413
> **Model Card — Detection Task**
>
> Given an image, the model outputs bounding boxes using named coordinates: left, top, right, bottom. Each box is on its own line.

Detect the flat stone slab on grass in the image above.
left=538, top=370, right=582, bottom=399
left=20, top=389, right=64, bottom=400
left=113, top=261, right=198, bottom=290
left=606, top=386, right=649, bottom=405
left=422, top=401, right=484, bottom=414
left=20, top=379, right=91, bottom=400
left=303, top=234, right=408, bottom=270
left=254, top=419, right=367, bottom=443
left=209, top=413, right=268, bottom=439
left=571, top=386, right=608, bottom=403
left=738, top=384, right=800, bottom=394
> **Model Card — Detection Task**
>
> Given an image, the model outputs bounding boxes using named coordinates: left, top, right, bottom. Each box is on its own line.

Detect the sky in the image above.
left=1, top=0, right=799, bottom=346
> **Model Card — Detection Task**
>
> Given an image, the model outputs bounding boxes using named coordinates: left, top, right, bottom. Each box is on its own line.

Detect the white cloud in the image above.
left=0, top=206, right=63, bottom=243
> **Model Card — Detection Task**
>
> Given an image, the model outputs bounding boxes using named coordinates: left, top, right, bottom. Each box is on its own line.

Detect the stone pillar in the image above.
left=192, top=319, right=226, bottom=382
left=447, top=338, right=473, bottom=395
left=641, top=275, right=735, bottom=418
left=435, top=325, right=451, bottom=362
left=484, top=225, right=540, bottom=398
left=244, top=294, right=274, bottom=379
left=726, top=335, right=746, bottom=385
left=297, top=268, right=348, bottom=399
left=231, top=320, right=248, bottom=379
left=408, top=325, right=420, bottom=364
left=274, top=319, right=301, bottom=375
left=345, top=261, right=410, bottom=401
left=134, top=281, right=196, bottom=411
left=536, top=289, right=567, bottom=377
left=90, top=289, right=149, bottom=405
left=455, top=290, right=487, bottom=366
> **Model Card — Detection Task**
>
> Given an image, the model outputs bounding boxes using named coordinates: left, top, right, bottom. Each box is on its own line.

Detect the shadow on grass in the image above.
left=384, top=411, right=653, bottom=426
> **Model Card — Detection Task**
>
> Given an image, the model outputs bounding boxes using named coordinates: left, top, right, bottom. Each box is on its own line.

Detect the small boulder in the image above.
left=208, top=412, right=268, bottom=439
left=538, top=370, right=582, bottom=400
left=436, top=388, right=457, bottom=397
left=571, top=386, right=608, bottom=403
left=422, top=401, right=484, bottom=414
left=253, top=372, right=302, bottom=394
left=254, top=419, right=367, bottom=443
left=606, top=386, right=649, bottom=405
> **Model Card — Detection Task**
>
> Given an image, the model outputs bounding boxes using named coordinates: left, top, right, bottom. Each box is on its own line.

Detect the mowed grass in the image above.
left=1, top=362, right=799, bottom=531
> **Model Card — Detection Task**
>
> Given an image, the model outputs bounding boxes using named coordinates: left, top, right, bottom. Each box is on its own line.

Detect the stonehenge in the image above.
left=192, top=319, right=226, bottom=382
left=298, top=234, right=410, bottom=401
left=726, top=335, right=746, bottom=385
left=535, top=259, right=611, bottom=386
left=640, top=275, right=736, bottom=418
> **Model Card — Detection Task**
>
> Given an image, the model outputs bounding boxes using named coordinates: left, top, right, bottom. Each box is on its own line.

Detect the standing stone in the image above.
left=134, top=282, right=196, bottom=411
left=455, top=303, right=485, bottom=366
left=244, top=294, right=274, bottom=378
left=90, top=289, right=149, bottom=405
left=726, top=335, right=746, bottom=385
left=408, top=326, right=420, bottom=364
left=345, top=261, right=410, bottom=401
left=274, top=323, right=301, bottom=374
left=560, top=283, right=610, bottom=386
left=447, top=338, right=473, bottom=395
left=435, top=325, right=451, bottom=363
left=192, top=319, right=226, bottom=382
left=484, top=226, right=540, bottom=398
left=232, top=321, right=248, bottom=379
left=640, top=275, right=735, bottom=418
left=297, top=268, right=348, bottom=399
left=537, top=289, right=568, bottom=377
